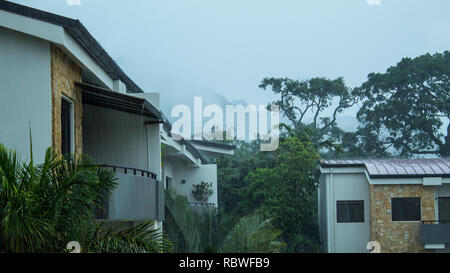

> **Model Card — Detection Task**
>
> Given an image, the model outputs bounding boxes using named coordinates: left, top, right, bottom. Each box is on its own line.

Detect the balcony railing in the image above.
left=94, top=165, right=164, bottom=222
left=189, top=202, right=216, bottom=207
left=96, top=164, right=157, bottom=180
left=421, top=220, right=450, bottom=245
left=189, top=202, right=217, bottom=211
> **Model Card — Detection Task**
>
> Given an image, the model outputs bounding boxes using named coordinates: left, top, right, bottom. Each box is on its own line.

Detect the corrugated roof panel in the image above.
left=418, top=162, right=436, bottom=175
left=399, top=162, right=417, bottom=175
left=435, top=160, right=450, bottom=174
left=428, top=162, right=444, bottom=174
left=412, top=161, right=428, bottom=175
left=375, top=162, right=389, bottom=176
left=380, top=162, right=399, bottom=175
left=363, top=162, right=379, bottom=175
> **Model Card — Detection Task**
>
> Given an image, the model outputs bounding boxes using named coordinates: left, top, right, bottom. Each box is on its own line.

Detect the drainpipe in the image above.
left=330, top=168, right=335, bottom=253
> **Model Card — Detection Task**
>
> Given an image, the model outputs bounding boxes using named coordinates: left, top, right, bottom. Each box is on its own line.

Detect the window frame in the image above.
left=438, top=197, right=450, bottom=223
left=336, top=200, right=365, bottom=223
left=391, top=197, right=422, bottom=222
left=61, top=95, right=75, bottom=156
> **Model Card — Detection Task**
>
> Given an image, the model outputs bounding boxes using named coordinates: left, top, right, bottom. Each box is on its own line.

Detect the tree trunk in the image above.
left=441, top=123, right=450, bottom=157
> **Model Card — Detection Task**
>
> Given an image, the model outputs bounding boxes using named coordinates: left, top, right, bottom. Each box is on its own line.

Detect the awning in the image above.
left=76, top=82, right=163, bottom=122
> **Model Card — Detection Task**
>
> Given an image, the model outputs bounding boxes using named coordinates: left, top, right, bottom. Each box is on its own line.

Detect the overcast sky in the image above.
left=9, top=0, right=450, bottom=125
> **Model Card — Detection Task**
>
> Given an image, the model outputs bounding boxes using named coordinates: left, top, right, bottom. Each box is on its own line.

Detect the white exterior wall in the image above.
left=318, top=174, right=328, bottom=251
left=319, top=171, right=370, bottom=253
left=83, top=104, right=160, bottom=172
left=163, top=157, right=218, bottom=205
left=0, top=9, right=115, bottom=90
left=0, top=27, right=52, bottom=163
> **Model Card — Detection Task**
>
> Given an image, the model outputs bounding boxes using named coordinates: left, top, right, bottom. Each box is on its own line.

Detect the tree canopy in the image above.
left=355, top=51, right=450, bottom=157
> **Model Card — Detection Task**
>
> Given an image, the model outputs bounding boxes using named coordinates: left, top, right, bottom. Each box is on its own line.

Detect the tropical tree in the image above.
left=85, top=221, right=172, bottom=253
left=260, top=77, right=355, bottom=131
left=164, top=189, right=285, bottom=253
left=216, top=140, right=274, bottom=216
left=259, top=77, right=356, bottom=150
left=355, top=51, right=450, bottom=157
left=164, top=189, right=202, bottom=253
left=243, top=137, right=321, bottom=252
left=218, top=212, right=285, bottom=253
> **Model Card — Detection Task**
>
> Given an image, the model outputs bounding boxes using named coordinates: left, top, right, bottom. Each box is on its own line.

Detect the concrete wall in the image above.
left=83, top=104, right=156, bottom=171
left=108, top=172, right=164, bottom=221
left=163, top=157, right=218, bottom=205
left=319, top=172, right=370, bottom=253
left=333, top=173, right=370, bottom=253
left=83, top=104, right=164, bottom=222
left=0, top=27, right=52, bottom=162
left=318, top=173, right=328, bottom=252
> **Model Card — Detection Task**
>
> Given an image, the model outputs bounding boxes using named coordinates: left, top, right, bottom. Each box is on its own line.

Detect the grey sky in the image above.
left=9, top=0, right=450, bottom=126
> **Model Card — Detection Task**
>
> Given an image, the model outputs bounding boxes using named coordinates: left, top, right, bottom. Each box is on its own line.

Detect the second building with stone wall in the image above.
left=318, top=158, right=450, bottom=253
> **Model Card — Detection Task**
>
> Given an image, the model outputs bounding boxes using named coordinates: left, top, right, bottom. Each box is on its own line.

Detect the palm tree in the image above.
left=164, top=189, right=202, bottom=253
left=218, top=213, right=286, bottom=253
left=85, top=221, right=172, bottom=253
left=164, top=189, right=285, bottom=253
left=0, top=143, right=172, bottom=253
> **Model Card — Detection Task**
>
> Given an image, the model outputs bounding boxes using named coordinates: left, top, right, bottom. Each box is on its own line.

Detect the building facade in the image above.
left=0, top=1, right=228, bottom=229
left=319, top=158, right=450, bottom=253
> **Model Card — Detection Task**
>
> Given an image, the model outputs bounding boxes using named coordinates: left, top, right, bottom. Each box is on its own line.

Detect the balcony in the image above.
left=421, top=220, right=450, bottom=249
left=94, top=165, right=164, bottom=222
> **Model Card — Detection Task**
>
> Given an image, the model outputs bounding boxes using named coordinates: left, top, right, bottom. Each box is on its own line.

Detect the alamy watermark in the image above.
left=170, top=97, right=280, bottom=151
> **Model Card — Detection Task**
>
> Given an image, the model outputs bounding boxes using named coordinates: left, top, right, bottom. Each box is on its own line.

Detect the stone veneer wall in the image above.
left=369, top=184, right=435, bottom=253
left=50, top=44, right=83, bottom=157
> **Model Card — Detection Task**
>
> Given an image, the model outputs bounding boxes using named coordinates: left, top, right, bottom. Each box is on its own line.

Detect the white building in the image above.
left=319, top=158, right=450, bottom=253
left=0, top=1, right=231, bottom=229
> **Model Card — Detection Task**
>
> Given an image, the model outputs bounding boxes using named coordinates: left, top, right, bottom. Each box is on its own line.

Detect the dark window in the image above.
left=438, top=197, right=450, bottom=223
left=166, top=177, right=172, bottom=190
left=61, top=99, right=71, bottom=156
left=337, top=201, right=364, bottom=223
left=391, top=198, right=421, bottom=221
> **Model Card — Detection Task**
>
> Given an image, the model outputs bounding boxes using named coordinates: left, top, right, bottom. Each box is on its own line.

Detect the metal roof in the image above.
left=320, top=158, right=450, bottom=178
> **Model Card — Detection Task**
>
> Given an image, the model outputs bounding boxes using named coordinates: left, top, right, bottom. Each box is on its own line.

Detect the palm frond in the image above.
left=219, top=212, right=286, bottom=253
left=86, top=221, right=172, bottom=253
left=164, top=189, right=202, bottom=253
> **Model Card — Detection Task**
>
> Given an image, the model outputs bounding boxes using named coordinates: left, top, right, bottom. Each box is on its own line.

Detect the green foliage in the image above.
left=164, top=190, right=285, bottom=253
left=216, top=137, right=321, bottom=253
left=0, top=143, right=171, bottom=253
left=259, top=77, right=354, bottom=130
left=355, top=51, right=450, bottom=157
left=218, top=212, right=286, bottom=253
left=259, top=77, right=356, bottom=155
left=84, top=221, right=172, bottom=253
left=217, top=140, right=274, bottom=216
left=243, top=138, right=320, bottom=250
left=192, top=182, right=214, bottom=202
left=164, top=189, right=202, bottom=253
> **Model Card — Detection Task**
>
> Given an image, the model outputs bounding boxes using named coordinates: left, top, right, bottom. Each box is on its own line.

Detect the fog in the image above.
left=10, top=0, right=450, bottom=128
